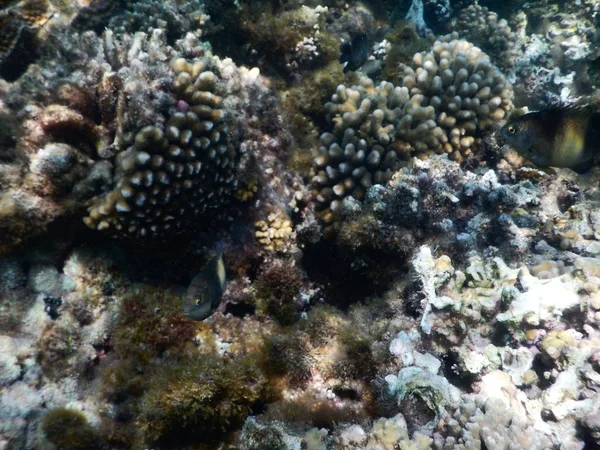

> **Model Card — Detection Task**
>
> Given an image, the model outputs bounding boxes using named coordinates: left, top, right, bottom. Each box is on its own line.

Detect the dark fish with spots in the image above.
left=181, top=243, right=226, bottom=321
left=340, top=34, right=369, bottom=73
left=500, top=104, right=600, bottom=173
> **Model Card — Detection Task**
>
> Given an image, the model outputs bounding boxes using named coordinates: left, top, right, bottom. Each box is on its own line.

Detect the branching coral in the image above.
left=396, top=37, right=513, bottom=160
left=311, top=39, right=513, bottom=235
left=108, top=0, right=208, bottom=37
left=84, top=56, right=239, bottom=238
left=432, top=393, right=552, bottom=449
left=255, top=212, right=296, bottom=253
left=0, top=25, right=277, bottom=249
left=454, top=5, right=518, bottom=70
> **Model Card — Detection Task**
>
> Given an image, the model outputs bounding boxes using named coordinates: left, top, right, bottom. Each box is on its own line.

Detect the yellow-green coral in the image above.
left=236, top=178, right=258, bottom=201
left=255, top=212, right=295, bottom=253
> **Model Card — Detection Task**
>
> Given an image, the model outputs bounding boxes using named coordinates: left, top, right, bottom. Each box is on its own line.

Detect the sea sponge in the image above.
left=83, top=57, right=239, bottom=238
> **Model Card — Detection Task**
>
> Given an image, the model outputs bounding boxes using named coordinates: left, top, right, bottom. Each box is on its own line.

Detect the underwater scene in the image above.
left=4, top=0, right=600, bottom=448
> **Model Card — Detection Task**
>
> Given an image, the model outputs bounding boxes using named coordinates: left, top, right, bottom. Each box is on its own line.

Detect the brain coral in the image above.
left=311, top=38, right=513, bottom=235
left=84, top=57, right=238, bottom=238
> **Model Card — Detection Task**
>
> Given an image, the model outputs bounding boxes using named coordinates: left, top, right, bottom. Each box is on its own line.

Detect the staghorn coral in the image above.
left=311, top=39, right=512, bottom=235
left=453, top=4, right=518, bottom=70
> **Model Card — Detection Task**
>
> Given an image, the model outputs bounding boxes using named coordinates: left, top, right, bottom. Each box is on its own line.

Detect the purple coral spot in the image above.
left=177, top=100, right=189, bottom=112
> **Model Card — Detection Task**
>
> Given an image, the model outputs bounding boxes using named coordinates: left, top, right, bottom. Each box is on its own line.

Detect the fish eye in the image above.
left=195, top=297, right=201, bottom=306
left=507, top=125, right=517, bottom=135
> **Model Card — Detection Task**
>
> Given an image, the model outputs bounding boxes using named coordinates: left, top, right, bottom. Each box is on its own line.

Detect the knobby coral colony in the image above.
left=84, top=57, right=238, bottom=239
left=311, top=37, right=513, bottom=236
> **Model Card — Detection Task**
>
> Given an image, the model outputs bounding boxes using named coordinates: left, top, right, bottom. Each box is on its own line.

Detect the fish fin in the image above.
left=339, top=42, right=351, bottom=63
left=216, top=255, right=226, bottom=289
left=168, top=284, right=187, bottom=297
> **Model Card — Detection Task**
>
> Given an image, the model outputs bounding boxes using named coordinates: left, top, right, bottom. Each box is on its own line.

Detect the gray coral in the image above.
left=108, top=0, right=208, bottom=37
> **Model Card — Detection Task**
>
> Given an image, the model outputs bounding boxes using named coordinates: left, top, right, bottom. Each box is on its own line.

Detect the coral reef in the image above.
left=0, top=21, right=286, bottom=248
left=4, top=0, right=600, bottom=449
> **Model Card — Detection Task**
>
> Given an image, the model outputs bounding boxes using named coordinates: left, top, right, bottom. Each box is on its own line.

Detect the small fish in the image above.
left=340, top=34, right=369, bottom=73
left=500, top=104, right=600, bottom=173
left=181, top=242, right=226, bottom=321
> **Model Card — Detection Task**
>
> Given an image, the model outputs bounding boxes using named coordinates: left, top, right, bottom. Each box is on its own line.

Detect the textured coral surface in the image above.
left=2, top=0, right=600, bottom=449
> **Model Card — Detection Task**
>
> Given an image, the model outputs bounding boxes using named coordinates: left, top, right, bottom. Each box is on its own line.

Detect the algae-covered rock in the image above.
left=385, top=367, right=461, bottom=426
